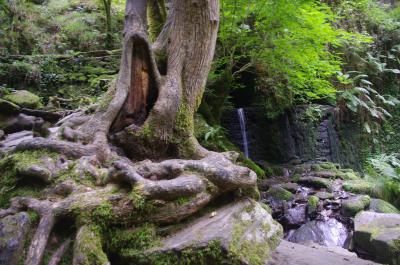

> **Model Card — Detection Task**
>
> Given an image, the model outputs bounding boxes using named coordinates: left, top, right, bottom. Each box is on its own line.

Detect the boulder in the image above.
left=145, top=198, right=283, bottom=265
left=0, top=99, right=20, bottom=115
left=307, top=195, right=319, bottom=216
left=287, top=219, right=349, bottom=247
left=342, top=195, right=371, bottom=217
left=0, top=212, right=32, bottom=265
left=267, top=240, right=380, bottom=265
left=3, top=90, right=42, bottom=109
left=281, top=182, right=299, bottom=193
left=266, top=186, right=294, bottom=201
left=354, top=211, right=400, bottom=265
left=369, top=199, right=400, bottom=214
left=283, top=204, right=307, bottom=226
left=296, top=177, right=333, bottom=191
left=315, top=191, right=334, bottom=200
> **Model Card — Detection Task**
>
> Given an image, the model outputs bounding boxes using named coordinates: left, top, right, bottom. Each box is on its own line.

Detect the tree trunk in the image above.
left=77, top=0, right=219, bottom=160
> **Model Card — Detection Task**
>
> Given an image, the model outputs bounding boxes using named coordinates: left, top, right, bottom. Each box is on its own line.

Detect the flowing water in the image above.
left=237, top=108, right=249, bottom=158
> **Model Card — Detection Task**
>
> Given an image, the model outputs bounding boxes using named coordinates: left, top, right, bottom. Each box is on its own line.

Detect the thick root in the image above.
left=26, top=213, right=56, bottom=265
left=15, top=137, right=98, bottom=159
left=73, top=225, right=110, bottom=265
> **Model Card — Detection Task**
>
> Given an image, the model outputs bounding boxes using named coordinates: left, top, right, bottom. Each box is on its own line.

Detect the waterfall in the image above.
left=237, top=108, right=249, bottom=158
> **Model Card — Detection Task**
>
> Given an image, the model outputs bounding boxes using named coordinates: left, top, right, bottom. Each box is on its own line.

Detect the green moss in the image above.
left=296, top=176, right=333, bottom=190
left=238, top=157, right=266, bottom=179
left=105, top=223, right=161, bottom=260
left=75, top=225, right=109, bottom=265
left=307, top=195, right=319, bottom=213
left=342, top=179, right=380, bottom=196
left=266, top=186, right=293, bottom=201
left=75, top=202, right=115, bottom=230
left=0, top=150, right=58, bottom=207
left=3, top=90, right=42, bottom=109
left=318, top=162, right=338, bottom=171
left=342, top=195, right=371, bottom=217
left=340, top=171, right=361, bottom=180
left=228, top=218, right=282, bottom=265
left=56, top=161, right=98, bottom=187
left=137, top=241, right=231, bottom=265
left=370, top=199, right=400, bottom=214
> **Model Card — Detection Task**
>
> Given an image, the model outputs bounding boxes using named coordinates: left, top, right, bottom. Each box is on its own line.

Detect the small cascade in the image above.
left=315, top=119, right=332, bottom=162
left=237, top=108, right=249, bottom=158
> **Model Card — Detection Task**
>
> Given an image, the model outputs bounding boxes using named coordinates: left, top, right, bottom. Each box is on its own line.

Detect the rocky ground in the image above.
left=259, top=161, right=400, bottom=265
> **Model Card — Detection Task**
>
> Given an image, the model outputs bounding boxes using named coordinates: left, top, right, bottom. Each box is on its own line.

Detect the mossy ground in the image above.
left=0, top=150, right=58, bottom=207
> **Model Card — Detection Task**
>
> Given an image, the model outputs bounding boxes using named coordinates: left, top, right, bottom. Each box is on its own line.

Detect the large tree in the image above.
left=0, top=1, right=257, bottom=264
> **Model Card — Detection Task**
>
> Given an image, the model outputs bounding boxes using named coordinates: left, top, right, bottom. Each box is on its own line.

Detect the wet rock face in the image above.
left=354, top=211, right=400, bottom=265
left=287, top=219, right=349, bottom=247
left=0, top=212, right=32, bottom=265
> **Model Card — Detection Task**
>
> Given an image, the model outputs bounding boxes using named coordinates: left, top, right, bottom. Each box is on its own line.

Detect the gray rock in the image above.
left=147, top=198, right=283, bottom=264
left=369, top=199, right=400, bottom=214
left=267, top=240, right=380, bottom=265
left=283, top=204, right=307, bottom=226
left=3, top=90, right=42, bottom=109
left=288, top=219, right=349, bottom=247
left=354, top=211, right=400, bottom=265
left=0, top=212, right=32, bottom=265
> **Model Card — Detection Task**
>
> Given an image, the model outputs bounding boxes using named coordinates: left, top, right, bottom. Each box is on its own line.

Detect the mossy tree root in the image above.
left=107, top=151, right=257, bottom=201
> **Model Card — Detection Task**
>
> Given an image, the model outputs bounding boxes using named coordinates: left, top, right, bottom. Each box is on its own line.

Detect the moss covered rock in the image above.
left=266, top=186, right=294, bottom=201
left=141, top=199, right=283, bottom=265
left=341, top=195, right=371, bottom=217
left=0, top=212, right=32, bottom=265
left=369, top=199, right=400, bottom=214
left=354, top=211, right=400, bottom=265
left=342, top=180, right=381, bottom=196
left=3, top=90, right=42, bottom=109
left=296, top=177, right=333, bottom=191
left=0, top=99, right=20, bottom=115
left=307, top=195, right=319, bottom=215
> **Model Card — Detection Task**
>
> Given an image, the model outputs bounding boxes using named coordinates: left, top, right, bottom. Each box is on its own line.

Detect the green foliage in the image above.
left=0, top=0, right=125, bottom=55
left=0, top=54, right=118, bottom=107
left=365, top=153, right=400, bottom=207
left=211, top=0, right=369, bottom=118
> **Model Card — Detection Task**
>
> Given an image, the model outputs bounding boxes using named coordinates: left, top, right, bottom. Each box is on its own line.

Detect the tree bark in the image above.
left=75, top=0, right=219, bottom=160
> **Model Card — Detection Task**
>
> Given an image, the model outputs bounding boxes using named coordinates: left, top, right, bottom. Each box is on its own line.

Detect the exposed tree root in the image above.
left=48, top=239, right=71, bottom=265
left=73, top=225, right=110, bottom=265
left=15, top=137, right=98, bottom=158
left=26, top=212, right=56, bottom=265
